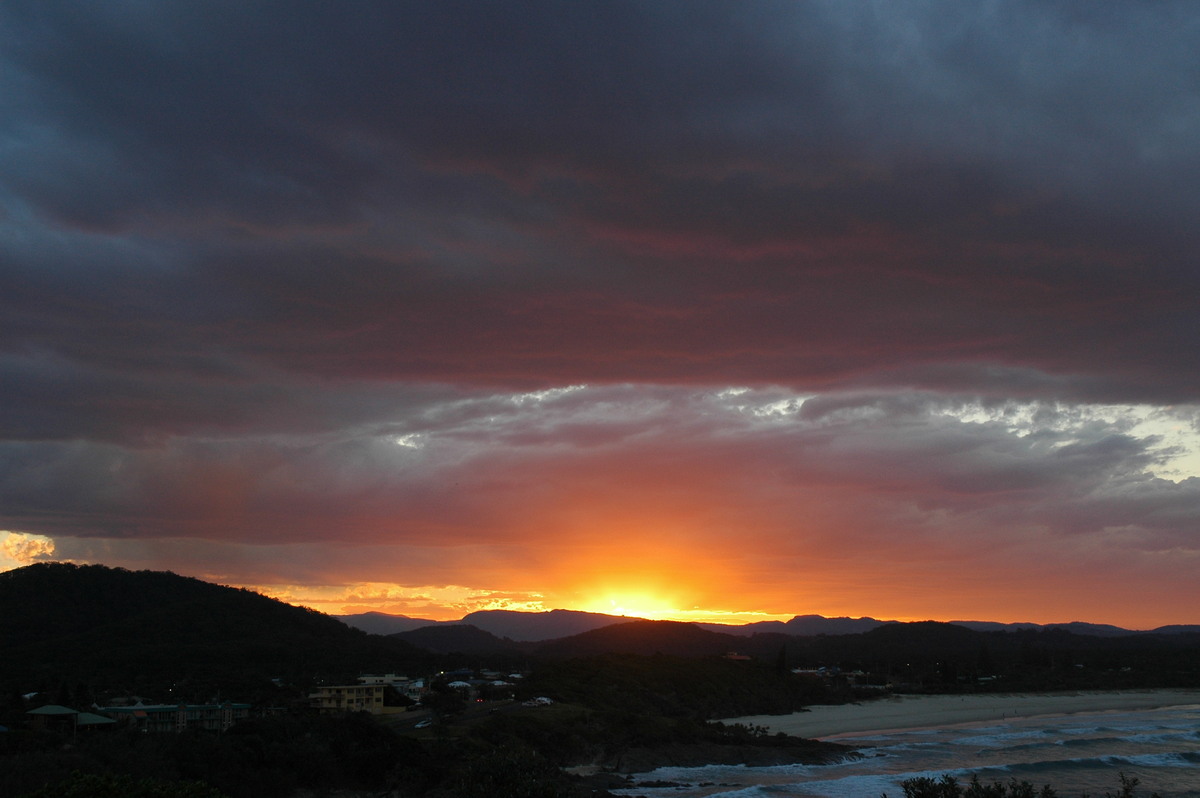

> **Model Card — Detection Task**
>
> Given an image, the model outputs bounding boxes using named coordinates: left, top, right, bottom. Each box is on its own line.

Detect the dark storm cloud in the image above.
left=1, top=2, right=1199, bottom=621
left=3, top=0, right=1198, bottom=410
left=1, top=1, right=823, bottom=229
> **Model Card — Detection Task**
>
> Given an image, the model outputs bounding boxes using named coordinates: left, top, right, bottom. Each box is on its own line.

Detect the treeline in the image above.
left=766, top=622, right=1200, bottom=692
left=519, top=651, right=839, bottom=718
left=395, top=618, right=1200, bottom=695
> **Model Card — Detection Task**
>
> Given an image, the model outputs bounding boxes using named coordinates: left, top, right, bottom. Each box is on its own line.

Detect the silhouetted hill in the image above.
left=521, top=652, right=834, bottom=721
left=461, top=608, right=632, bottom=641
left=533, top=619, right=742, bottom=658
left=335, top=611, right=441, bottom=635
left=341, top=608, right=1198, bottom=641
left=952, top=620, right=1137, bottom=637
left=856, top=620, right=986, bottom=660
left=0, top=562, right=431, bottom=697
left=1152, top=624, right=1200, bottom=635
left=701, top=614, right=896, bottom=637
left=393, top=624, right=518, bottom=655
left=713, top=620, right=985, bottom=671
left=948, top=620, right=1042, bottom=633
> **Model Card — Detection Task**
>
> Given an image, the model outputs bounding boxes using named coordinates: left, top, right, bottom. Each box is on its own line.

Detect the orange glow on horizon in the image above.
left=169, top=569, right=1200, bottom=631
left=83, top=571, right=1190, bottom=631
left=121, top=515, right=1197, bottom=631
left=583, top=592, right=678, bottom=620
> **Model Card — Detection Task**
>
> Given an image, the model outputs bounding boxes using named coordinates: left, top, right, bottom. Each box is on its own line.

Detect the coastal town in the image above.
left=14, top=666, right=543, bottom=735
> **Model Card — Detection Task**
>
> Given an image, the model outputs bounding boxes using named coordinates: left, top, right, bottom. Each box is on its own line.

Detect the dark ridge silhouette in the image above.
left=952, top=620, right=1137, bottom=637
left=6, top=564, right=1198, bottom=698
left=461, top=608, right=633, bottom=641
left=344, top=608, right=1199, bottom=642
left=699, top=614, right=897, bottom=637
left=1151, top=624, right=1200, bottom=635
left=533, top=619, right=741, bottom=658
left=392, top=623, right=518, bottom=655
left=334, top=611, right=440, bottom=635
left=784, top=614, right=896, bottom=635
left=0, top=562, right=431, bottom=692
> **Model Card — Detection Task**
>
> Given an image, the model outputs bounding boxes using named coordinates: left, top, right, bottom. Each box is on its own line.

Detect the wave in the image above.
left=977, top=736, right=1113, bottom=753
left=1121, top=731, right=1200, bottom=745
left=786, top=768, right=978, bottom=798
left=995, top=750, right=1200, bottom=775
left=618, top=751, right=880, bottom=793
left=1056, top=735, right=1126, bottom=748
left=621, top=707, right=1200, bottom=798
left=952, top=730, right=1054, bottom=748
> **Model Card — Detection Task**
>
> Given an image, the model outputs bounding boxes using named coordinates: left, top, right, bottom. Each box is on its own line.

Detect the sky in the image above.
left=2, top=1, right=1199, bottom=629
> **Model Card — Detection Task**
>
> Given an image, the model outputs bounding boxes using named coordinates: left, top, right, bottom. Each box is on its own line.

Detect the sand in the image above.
left=725, top=689, right=1200, bottom=740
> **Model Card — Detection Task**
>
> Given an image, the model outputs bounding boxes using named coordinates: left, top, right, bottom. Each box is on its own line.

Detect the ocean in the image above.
left=613, top=703, right=1200, bottom=798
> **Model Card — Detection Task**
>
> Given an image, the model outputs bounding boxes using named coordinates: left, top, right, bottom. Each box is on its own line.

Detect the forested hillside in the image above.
left=0, top=563, right=430, bottom=699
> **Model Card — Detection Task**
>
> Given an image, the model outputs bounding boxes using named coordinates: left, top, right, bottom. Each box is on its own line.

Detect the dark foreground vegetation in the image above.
left=1, top=700, right=850, bottom=797
left=893, top=772, right=1160, bottom=798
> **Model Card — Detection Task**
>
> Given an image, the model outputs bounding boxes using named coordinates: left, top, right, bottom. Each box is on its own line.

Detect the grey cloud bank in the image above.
left=1, top=1, right=1198, bottom=625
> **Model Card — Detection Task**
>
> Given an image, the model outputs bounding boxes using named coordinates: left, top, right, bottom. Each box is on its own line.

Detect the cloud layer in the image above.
left=2, top=2, right=1198, bottom=626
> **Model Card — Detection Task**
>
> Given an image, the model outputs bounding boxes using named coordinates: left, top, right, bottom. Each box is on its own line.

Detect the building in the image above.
left=357, top=673, right=425, bottom=701
left=357, top=672, right=408, bottom=686
left=98, top=702, right=250, bottom=733
left=308, top=684, right=386, bottom=714
left=25, top=704, right=79, bottom=731
left=26, top=704, right=117, bottom=735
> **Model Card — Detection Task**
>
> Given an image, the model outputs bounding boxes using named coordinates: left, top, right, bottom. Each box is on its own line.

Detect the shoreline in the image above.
left=725, top=688, right=1200, bottom=740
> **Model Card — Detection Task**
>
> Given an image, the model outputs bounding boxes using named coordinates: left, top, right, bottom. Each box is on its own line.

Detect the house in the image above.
left=357, top=672, right=408, bottom=686
left=98, top=702, right=250, bottom=733
left=26, top=704, right=80, bottom=732
left=308, top=684, right=387, bottom=714
left=357, top=673, right=425, bottom=701
left=76, top=711, right=118, bottom=729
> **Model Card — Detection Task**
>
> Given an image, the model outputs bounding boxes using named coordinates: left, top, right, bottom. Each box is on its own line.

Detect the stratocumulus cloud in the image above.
left=1, top=2, right=1198, bottom=626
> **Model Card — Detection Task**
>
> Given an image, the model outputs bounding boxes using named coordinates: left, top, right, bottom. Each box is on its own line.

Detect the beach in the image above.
left=725, top=689, right=1200, bottom=739
left=629, top=697, right=1200, bottom=797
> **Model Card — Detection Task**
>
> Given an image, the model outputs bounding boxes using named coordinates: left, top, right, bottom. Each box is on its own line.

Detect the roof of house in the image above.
left=99, top=703, right=251, bottom=715
left=76, top=712, right=117, bottom=726
left=26, top=704, right=78, bottom=715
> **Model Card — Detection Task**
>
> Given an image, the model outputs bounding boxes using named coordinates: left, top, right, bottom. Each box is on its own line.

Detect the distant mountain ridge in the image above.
left=338, top=608, right=1200, bottom=641
left=336, top=607, right=640, bottom=641
left=461, top=608, right=632, bottom=641
left=384, top=616, right=1200, bottom=685
left=5, top=564, right=1198, bottom=696
left=949, top=620, right=1145, bottom=637
left=333, top=610, right=440, bottom=635
left=394, top=623, right=518, bottom=655
left=697, top=614, right=899, bottom=637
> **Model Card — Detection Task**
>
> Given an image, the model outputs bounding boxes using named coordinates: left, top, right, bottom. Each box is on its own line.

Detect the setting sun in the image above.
left=587, top=593, right=678, bottom=620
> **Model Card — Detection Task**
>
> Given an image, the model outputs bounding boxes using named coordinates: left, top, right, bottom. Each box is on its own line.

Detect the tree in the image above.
left=891, top=772, right=1162, bottom=798
left=452, top=745, right=571, bottom=798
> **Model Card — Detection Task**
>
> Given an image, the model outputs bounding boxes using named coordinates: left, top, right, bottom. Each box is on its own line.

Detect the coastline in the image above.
left=724, top=688, right=1200, bottom=740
